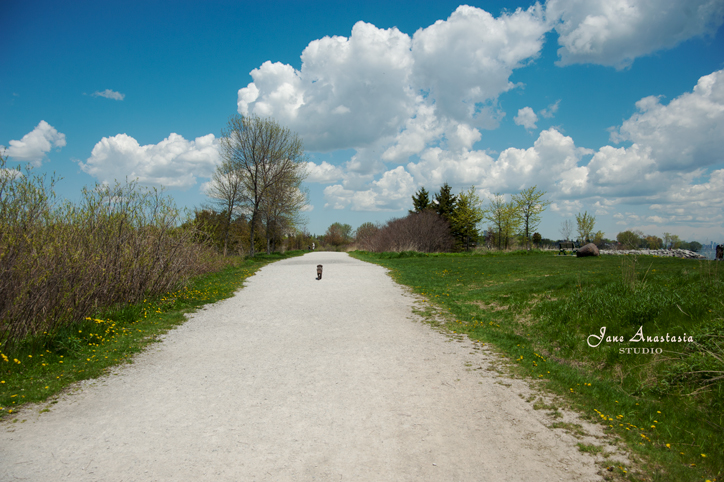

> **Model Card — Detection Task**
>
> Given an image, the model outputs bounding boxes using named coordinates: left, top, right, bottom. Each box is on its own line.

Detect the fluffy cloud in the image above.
left=410, top=4, right=548, bottom=126
left=514, top=107, right=538, bottom=129
left=80, top=133, right=220, bottom=188
left=610, top=69, right=724, bottom=170
left=238, top=22, right=415, bottom=153
left=5, top=121, right=66, bottom=165
left=323, top=128, right=592, bottom=212
left=305, top=161, right=345, bottom=183
left=91, top=89, right=125, bottom=100
left=546, top=0, right=724, bottom=68
left=238, top=4, right=548, bottom=157
left=323, top=166, right=416, bottom=211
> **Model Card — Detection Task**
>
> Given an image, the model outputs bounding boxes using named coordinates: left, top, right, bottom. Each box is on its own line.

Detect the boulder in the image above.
left=576, top=243, right=599, bottom=257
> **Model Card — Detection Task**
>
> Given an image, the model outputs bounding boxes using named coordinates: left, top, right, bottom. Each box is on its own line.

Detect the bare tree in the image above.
left=260, top=176, right=308, bottom=253
left=205, top=159, right=248, bottom=256
left=370, top=211, right=454, bottom=253
left=355, top=222, right=379, bottom=251
left=219, top=115, right=306, bottom=257
left=559, top=219, right=573, bottom=241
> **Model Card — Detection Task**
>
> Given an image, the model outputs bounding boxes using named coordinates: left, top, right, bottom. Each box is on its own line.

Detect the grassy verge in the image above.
left=0, top=250, right=306, bottom=420
left=350, top=250, right=722, bottom=482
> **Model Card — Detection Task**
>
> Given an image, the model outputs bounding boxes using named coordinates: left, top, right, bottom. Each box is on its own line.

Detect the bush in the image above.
left=368, top=211, right=454, bottom=253
left=0, top=156, right=220, bottom=349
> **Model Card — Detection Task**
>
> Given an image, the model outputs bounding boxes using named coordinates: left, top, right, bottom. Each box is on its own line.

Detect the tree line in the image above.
left=408, top=183, right=551, bottom=251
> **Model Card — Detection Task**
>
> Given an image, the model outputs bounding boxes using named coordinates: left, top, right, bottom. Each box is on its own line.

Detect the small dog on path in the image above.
left=316, top=264, right=323, bottom=280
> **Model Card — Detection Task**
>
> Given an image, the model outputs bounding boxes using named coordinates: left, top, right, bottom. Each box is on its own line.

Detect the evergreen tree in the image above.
left=409, top=187, right=431, bottom=213
left=433, top=183, right=457, bottom=221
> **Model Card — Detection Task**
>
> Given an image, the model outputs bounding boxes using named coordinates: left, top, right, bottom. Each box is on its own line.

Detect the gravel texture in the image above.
left=0, top=252, right=615, bottom=481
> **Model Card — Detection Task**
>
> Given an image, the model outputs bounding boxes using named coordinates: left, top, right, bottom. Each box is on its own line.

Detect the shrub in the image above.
left=354, top=222, right=379, bottom=251
left=368, top=211, right=454, bottom=253
left=0, top=155, right=220, bottom=349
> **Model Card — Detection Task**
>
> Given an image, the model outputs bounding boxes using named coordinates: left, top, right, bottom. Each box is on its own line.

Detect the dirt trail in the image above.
left=0, top=252, right=615, bottom=481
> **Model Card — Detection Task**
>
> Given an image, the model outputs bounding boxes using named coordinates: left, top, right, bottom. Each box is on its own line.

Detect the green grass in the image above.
left=350, top=249, right=723, bottom=481
left=0, top=250, right=305, bottom=420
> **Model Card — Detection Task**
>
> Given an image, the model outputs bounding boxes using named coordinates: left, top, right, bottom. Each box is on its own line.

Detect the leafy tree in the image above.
left=452, top=186, right=485, bottom=250
left=218, top=114, right=306, bottom=257
left=324, top=222, right=353, bottom=250
left=617, top=230, right=642, bottom=249
left=483, top=193, right=506, bottom=250
left=575, top=211, right=596, bottom=243
left=645, top=235, right=662, bottom=250
left=409, top=187, right=431, bottom=213
left=483, top=193, right=520, bottom=249
left=592, top=230, right=606, bottom=247
left=512, top=186, right=550, bottom=249
left=501, top=200, right=522, bottom=249
left=686, top=241, right=702, bottom=252
left=663, top=232, right=681, bottom=249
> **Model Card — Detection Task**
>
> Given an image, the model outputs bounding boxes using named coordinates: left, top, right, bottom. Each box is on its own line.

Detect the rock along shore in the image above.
left=599, top=248, right=706, bottom=259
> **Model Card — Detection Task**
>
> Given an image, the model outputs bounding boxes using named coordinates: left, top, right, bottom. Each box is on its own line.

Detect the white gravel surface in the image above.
left=0, top=252, right=615, bottom=481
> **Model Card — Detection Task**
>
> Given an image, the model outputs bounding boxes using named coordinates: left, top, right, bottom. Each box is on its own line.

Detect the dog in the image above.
left=316, top=264, right=323, bottom=280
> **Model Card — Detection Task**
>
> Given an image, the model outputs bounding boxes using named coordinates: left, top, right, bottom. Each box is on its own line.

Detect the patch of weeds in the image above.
left=578, top=442, right=605, bottom=454
left=550, top=421, right=588, bottom=438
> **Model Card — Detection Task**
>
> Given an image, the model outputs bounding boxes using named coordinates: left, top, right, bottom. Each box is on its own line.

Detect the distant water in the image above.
left=699, top=247, right=717, bottom=260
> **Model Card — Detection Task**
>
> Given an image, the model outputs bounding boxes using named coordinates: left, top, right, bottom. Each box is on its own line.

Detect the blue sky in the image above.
left=2, top=0, right=724, bottom=243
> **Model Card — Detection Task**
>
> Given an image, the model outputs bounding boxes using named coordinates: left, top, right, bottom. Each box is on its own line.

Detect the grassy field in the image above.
left=351, top=250, right=723, bottom=482
left=0, top=251, right=305, bottom=421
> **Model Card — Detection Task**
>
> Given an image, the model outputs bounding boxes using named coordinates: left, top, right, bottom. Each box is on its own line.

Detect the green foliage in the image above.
left=617, top=230, right=643, bottom=249
left=324, top=222, right=353, bottom=249
left=409, top=187, right=431, bottom=213
left=512, top=186, right=550, bottom=248
left=645, top=235, right=662, bottom=250
left=433, top=182, right=457, bottom=221
left=450, top=186, right=484, bottom=251
left=663, top=232, right=682, bottom=249
left=575, top=211, right=596, bottom=243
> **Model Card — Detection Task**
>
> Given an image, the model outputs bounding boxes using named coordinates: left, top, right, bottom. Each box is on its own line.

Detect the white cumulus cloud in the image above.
left=610, top=68, right=724, bottom=171
left=323, top=166, right=416, bottom=211
left=514, top=107, right=539, bottom=129
left=238, top=4, right=548, bottom=161
left=546, top=0, right=724, bottom=68
left=5, top=120, right=66, bottom=166
left=80, top=133, right=220, bottom=188
left=305, top=161, right=345, bottom=183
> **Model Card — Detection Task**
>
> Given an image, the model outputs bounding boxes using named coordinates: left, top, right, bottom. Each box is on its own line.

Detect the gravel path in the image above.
left=0, top=252, right=612, bottom=481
